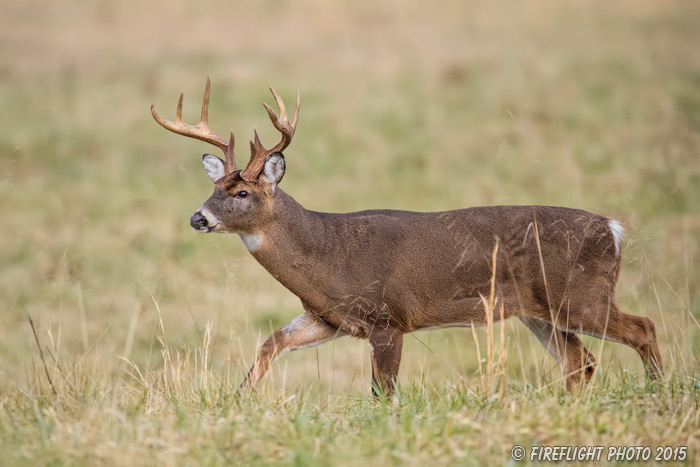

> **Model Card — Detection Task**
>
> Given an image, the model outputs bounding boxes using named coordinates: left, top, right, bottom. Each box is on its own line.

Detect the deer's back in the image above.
left=310, top=205, right=620, bottom=335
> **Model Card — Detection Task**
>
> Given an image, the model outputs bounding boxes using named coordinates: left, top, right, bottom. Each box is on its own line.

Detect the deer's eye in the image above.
left=236, top=191, right=248, bottom=198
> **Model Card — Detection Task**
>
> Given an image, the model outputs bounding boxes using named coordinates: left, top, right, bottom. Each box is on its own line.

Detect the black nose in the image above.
left=190, top=212, right=207, bottom=229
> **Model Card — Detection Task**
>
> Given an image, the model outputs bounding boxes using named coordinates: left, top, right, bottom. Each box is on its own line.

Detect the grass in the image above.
left=4, top=323, right=698, bottom=465
left=1, top=0, right=700, bottom=464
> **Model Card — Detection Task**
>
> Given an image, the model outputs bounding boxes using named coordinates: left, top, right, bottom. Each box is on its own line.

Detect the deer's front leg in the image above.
left=239, top=313, right=344, bottom=393
left=369, top=327, right=404, bottom=398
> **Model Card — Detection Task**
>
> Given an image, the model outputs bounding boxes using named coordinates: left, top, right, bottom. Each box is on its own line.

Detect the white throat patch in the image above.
left=239, top=233, right=264, bottom=252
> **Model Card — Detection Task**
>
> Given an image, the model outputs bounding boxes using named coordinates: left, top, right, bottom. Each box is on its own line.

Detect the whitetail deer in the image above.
left=151, top=79, right=663, bottom=396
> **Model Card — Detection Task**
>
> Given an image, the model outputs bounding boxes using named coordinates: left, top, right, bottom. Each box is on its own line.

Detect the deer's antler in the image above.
left=151, top=78, right=238, bottom=174
left=240, top=87, right=300, bottom=182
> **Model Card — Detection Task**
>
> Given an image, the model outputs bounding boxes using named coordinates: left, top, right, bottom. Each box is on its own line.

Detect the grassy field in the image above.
left=1, top=0, right=699, bottom=464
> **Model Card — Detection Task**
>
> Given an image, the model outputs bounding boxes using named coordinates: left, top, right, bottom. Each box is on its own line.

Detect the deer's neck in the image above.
left=243, top=189, right=337, bottom=306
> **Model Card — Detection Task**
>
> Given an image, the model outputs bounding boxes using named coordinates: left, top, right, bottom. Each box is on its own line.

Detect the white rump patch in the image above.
left=239, top=233, right=264, bottom=252
left=608, top=219, right=624, bottom=256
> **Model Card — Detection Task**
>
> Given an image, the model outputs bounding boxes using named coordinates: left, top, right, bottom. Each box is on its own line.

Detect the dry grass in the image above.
left=1, top=0, right=699, bottom=464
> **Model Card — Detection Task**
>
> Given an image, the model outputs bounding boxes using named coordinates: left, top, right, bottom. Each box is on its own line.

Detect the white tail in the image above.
left=608, top=219, right=625, bottom=256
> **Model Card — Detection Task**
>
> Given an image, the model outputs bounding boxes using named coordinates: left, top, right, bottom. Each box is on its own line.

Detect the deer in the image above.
left=151, top=79, right=663, bottom=397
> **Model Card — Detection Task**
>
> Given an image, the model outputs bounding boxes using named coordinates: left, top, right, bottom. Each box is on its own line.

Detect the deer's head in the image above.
left=151, top=79, right=299, bottom=236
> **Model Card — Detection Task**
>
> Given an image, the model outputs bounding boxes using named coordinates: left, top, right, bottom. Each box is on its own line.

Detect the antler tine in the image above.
left=151, top=79, right=237, bottom=173
left=240, top=131, right=268, bottom=182
left=201, top=78, right=211, bottom=126
left=248, top=130, right=266, bottom=161
left=291, top=88, right=300, bottom=128
left=176, top=93, right=184, bottom=122
left=239, top=88, right=300, bottom=182
left=225, top=131, right=237, bottom=173
left=263, top=87, right=287, bottom=123
left=261, top=86, right=300, bottom=154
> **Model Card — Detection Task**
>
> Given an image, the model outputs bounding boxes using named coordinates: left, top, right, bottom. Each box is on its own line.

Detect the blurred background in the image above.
left=1, top=0, right=699, bottom=393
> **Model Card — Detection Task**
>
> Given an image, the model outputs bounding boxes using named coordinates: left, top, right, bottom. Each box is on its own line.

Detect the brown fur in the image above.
left=153, top=82, right=662, bottom=396
left=207, top=186, right=662, bottom=395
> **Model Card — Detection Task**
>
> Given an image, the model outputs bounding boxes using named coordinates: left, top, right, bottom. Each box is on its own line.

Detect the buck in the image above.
left=151, top=79, right=663, bottom=396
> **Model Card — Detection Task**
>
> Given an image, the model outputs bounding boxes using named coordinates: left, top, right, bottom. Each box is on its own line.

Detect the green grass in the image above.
left=1, top=0, right=700, bottom=465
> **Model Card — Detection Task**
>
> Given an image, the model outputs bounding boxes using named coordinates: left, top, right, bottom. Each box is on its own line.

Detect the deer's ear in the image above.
left=202, top=154, right=225, bottom=182
left=261, top=153, right=285, bottom=191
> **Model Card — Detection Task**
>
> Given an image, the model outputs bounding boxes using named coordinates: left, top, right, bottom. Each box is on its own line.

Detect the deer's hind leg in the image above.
left=553, top=301, right=662, bottom=381
left=530, top=296, right=663, bottom=382
left=519, top=316, right=596, bottom=390
left=600, top=303, right=663, bottom=381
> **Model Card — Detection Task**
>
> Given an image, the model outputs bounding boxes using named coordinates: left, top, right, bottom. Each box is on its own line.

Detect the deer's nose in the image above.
left=190, top=212, right=207, bottom=230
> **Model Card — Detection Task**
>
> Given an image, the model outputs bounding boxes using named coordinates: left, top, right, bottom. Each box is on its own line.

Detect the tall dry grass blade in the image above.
left=116, top=355, right=148, bottom=388
left=123, top=302, right=141, bottom=359
left=150, top=291, right=175, bottom=391
left=408, top=332, right=469, bottom=386
left=533, top=220, right=565, bottom=369
left=470, top=325, right=484, bottom=392
left=477, top=240, right=502, bottom=397
left=651, top=281, right=676, bottom=373
left=200, top=322, right=213, bottom=391
left=26, top=309, right=57, bottom=396
left=498, top=302, right=507, bottom=398
left=74, top=281, right=89, bottom=352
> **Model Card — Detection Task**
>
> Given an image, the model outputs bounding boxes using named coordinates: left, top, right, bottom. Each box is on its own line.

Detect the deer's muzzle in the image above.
left=190, top=212, right=208, bottom=231
left=190, top=206, right=222, bottom=233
